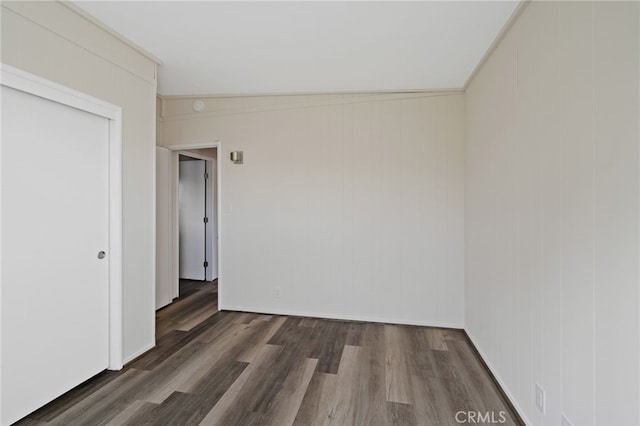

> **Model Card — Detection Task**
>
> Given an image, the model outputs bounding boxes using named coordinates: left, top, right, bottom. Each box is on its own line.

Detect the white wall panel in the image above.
left=465, top=1, right=639, bottom=425
left=559, top=5, right=596, bottom=423
left=593, top=2, right=640, bottom=424
left=160, top=92, right=465, bottom=327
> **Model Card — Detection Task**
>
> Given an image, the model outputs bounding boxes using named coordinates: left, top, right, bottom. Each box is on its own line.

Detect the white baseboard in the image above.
left=219, top=304, right=464, bottom=330
left=464, top=330, right=531, bottom=425
left=121, top=342, right=156, bottom=367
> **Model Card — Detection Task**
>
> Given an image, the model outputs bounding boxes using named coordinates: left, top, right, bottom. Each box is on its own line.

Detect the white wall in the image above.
left=159, top=92, right=465, bottom=327
left=465, top=2, right=639, bottom=425
left=1, top=2, right=158, bottom=362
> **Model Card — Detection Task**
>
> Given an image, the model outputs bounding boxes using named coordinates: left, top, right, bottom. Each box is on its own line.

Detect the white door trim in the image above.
left=0, top=64, right=124, bottom=370
left=163, top=142, right=222, bottom=308
left=155, top=147, right=173, bottom=310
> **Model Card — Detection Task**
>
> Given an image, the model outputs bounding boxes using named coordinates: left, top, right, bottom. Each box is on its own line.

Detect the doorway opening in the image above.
left=178, top=153, right=217, bottom=281
left=155, top=143, right=222, bottom=335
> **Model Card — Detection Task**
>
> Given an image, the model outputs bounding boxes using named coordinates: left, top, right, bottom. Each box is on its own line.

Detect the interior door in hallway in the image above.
left=179, top=158, right=206, bottom=280
left=1, top=85, right=110, bottom=425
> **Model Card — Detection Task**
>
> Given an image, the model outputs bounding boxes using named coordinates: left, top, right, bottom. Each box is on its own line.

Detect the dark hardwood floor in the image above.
left=16, top=280, right=521, bottom=425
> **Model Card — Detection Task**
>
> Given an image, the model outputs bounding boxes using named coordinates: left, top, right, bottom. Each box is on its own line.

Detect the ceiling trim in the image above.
left=158, top=87, right=464, bottom=100
left=159, top=91, right=463, bottom=122
left=463, top=0, right=530, bottom=91
left=60, top=1, right=162, bottom=65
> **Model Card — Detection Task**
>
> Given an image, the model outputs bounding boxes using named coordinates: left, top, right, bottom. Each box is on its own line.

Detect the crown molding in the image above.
left=60, top=1, right=162, bottom=65
left=463, top=0, right=530, bottom=91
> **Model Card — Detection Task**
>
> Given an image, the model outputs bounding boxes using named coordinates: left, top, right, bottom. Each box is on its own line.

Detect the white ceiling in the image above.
left=74, top=1, right=519, bottom=96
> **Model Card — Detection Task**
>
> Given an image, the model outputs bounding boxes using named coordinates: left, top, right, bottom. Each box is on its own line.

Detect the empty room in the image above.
left=1, top=1, right=639, bottom=425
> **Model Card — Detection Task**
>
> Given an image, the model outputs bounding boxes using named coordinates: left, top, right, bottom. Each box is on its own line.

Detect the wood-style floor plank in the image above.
left=352, top=323, right=388, bottom=425
left=15, top=279, right=523, bottom=426
left=105, top=400, right=158, bottom=426
left=199, top=344, right=282, bottom=425
left=387, top=401, right=417, bottom=426
left=385, top=325, right=414, bottom=404
left=326, top=345, right=361, bottom=425
left=47, top=368, right=151, bottom=425
left=293, top=371, right=338, bottom=426
left=411, top=375, right=457, bottom=425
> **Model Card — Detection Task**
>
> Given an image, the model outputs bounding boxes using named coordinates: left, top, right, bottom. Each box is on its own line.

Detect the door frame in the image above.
left=163, top=142, right=222, bottom=305
left=0, top=64, right=124, bottom=370
left=156, top=147, right=173, bottom=309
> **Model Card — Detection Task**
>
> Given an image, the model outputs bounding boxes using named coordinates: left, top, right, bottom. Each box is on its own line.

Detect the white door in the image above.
left=156, top=147, right=173, bottom=309
left=1, top=86, right=110, bottom=425
left=205, top=159, right=218, bottom=281
left=179, top=159, right=206, bottom=280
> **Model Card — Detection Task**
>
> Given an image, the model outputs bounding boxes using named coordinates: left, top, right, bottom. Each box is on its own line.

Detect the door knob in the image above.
left=97, top=251, right=106, bottom=259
